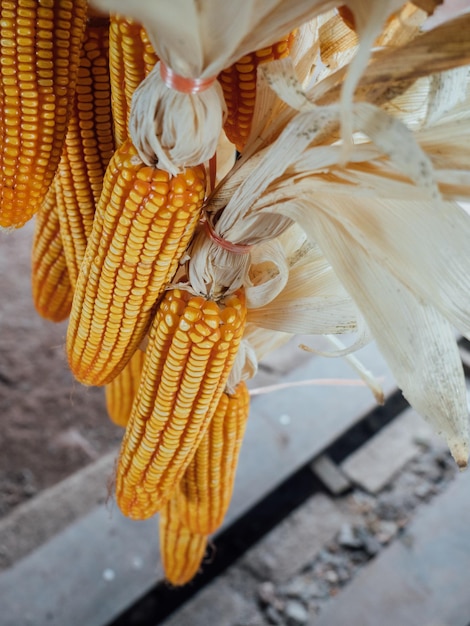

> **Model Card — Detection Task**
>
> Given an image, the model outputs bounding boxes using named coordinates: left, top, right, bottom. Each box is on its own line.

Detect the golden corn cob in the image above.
left=55, top=13, right=115, bottom=286
left=105, top=347, right=145, bottom=428
left=218, top=33, right=296, bottom=152
left=31, top=183, right=73, bottom=322
left=177, top=382, right=250, bottom=535
left=160, top=497, right=207, bottom=586
left=0, top=0, right=88, bottom=229
left=337, top=5, right=356, bottom=31
left=66, top=139, right=206, bottom=387
left=116, top=287, right=247, bottom=520
left=109, top=15, right=158, bottom=147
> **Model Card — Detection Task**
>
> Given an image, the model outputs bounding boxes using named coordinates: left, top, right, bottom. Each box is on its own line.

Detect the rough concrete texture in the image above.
left=341, top=408, right=445, bottom=493
left=315, top=468, right=470, bottom=626
left=0, top=449, right=118, bottom=569
left=239, top=494, right=344, bottom=583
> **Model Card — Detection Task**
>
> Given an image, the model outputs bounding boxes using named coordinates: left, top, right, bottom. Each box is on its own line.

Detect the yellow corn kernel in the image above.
left=177, top=382, right=250, bottom=535
left=218, top=32, right=296, bottom=152
left=109, top=14, right=159, bottom=147
left=160, top=497, right=207, bottom=586
left=105, top=348, right=145, bottom=428
left=31, top=183, right=73, bottom=322
left=66, top=139, right=206, bottom=387
left=0, top=0, right=88, bottom=229
left=56, top=14, right=115, bottom=286
left=116, top=288, right=247, bottom=520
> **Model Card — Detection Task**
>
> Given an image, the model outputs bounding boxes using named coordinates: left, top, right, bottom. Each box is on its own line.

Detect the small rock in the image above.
left=286, top=575, right=330, bottom=600
left=360, top=533, right=382, bottom=557
left=279, top=577, right=311, bottom=601
left=414, top=483, right=433, bottom=499
left=258, top=582, right=284, bottom=612
left=350, top=491, right=376, bottom=514
left=338, top=523, right=362, bottom=549
left=376, top=493, right=409, bottom=520
left=324, top=569, right=339, bottom=584
left=336, top=566, right=351, bottom=583
left=318, top=550, right=347, bottom=567
left=375, top=520, right=398, bottom=544
left=284, top=599, right=309, bottom=626
left=265, top=604, right=284, bottom=625
left=308, top=580, right=330, bottom=599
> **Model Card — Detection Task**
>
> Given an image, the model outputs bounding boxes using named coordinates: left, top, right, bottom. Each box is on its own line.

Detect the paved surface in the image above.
left=158, top=405, right=467, bottom=626
left=341, top=408, right=445, bottom=493
left=0, top=449, right=117, bottom=569
left=162, top=494, right=345, bottom=626
left=316, top=468, right=470, bottom=626
left=1, top=341, right=466, bottom=626
left=0, top=342, right=393, bottom=626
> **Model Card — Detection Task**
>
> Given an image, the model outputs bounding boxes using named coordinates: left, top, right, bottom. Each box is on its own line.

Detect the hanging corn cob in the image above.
left=109, top=15, right=158, bottom=147
left=177, top=382, right=250, bottom=535
left=31, top=184, right=73, bottom=322
left=116, top=287, right=247, bottom=520
left=0, top=0, right=88, bottom=229
left=56, top=13, right=115, bottom=286
left=218, top=33, right=296, bottom=152
left=105, top=348, right=145, bottom=427
left=66, top=139, right=206, bottom=386
left=90, top=0, right=352, bottom=174
left=160, top=497, right=208, bottom=586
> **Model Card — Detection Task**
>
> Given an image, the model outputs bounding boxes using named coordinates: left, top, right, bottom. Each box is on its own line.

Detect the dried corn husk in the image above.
left=184, top=12, right=470, bottom=465
left=89, top=0, right=404, bottom=173
left=259, top=72, right=470, bottom=464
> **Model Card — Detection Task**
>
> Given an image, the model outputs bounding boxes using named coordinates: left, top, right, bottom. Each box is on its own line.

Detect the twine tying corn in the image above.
left=159, top=63, right=218, bottom=94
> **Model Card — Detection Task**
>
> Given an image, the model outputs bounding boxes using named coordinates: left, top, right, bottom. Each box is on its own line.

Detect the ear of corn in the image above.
left=116, top=287, right=247, bottom=520
left=31, top=184, right=73, bottom=322
left=337, top=5, right=356, bottom=31
left=66, top=140, right=206, bottom=387
left=56, top=15, right=115, bottom=286
left=218, top=33, right=296, bottom=152
left=109, top=15, right=159, bottom=147
left=105, top=347, right=145, bottom=428
left=177, top=382, right=250, bottom=535
left=160, top=497, right=207, bottom=586
left=0, top=0, right=88, bottom=229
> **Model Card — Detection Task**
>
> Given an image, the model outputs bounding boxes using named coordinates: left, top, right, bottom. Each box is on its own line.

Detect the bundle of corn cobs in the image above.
left=2, top=0, right=470, bottom=586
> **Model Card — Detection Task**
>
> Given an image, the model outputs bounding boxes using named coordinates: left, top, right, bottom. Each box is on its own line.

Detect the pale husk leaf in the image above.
left=269, top=204, right=469, bottom=466
left=310, top=13, right=470, bottom=107
left=305, top=334, right=385, bottom=404
left=339, top=0, right=406, bottom=153
left=247, top=242, right=358, bottom=335
left=292, top=195, right=470, bottom=338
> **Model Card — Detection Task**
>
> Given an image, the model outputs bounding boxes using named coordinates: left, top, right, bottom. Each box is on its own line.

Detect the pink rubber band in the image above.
left=160, top=62, right=217, bottom=94
left=204, top=220, right=252, bottom=255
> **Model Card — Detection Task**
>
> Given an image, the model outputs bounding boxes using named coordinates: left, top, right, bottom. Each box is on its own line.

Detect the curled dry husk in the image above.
left=183, top=10, right=470, bottom=466
left=89, top=0, right=407, bottom=173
